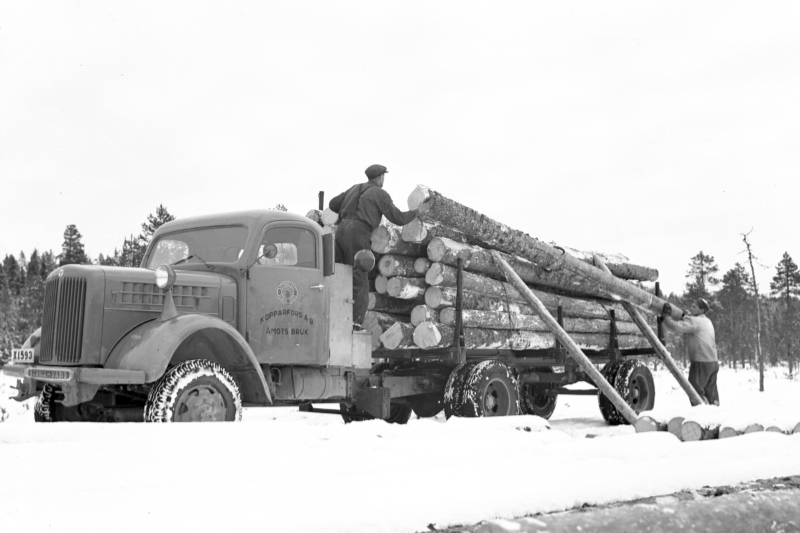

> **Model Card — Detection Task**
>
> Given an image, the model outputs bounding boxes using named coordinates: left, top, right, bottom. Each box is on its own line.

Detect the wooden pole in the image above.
left=489, top=250, right=639, bottom=425
left=592, top=255, right=706, bottom=407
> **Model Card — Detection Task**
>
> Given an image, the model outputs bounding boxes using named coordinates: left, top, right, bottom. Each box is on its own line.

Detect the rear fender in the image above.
left=105, top=315, right=272, bottom=405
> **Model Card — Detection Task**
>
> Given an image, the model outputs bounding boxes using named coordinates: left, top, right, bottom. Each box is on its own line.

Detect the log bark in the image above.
left=438, top=308, right=640, bottom=334
left=424, top=286, right=630, bottom=321
left=386, top=276, right=428, bottom=299
left=368, top=292, right=420, bottom=316
left=413, top=322, right=649, bottom=352
left=408, top=185, right=679, bottom=319
left=371, top=224, right=427, bottom=257
left=374, top=275, right=389, bottom=294
left=425, top=263, right=633, bottom=321
left=378, top=254, right=423, bottom=278
left=414, top=257, right=432, bottom=275
left=379, top=322, right=417, bottom=350
left=427, top=237, right=614, bottom=300
left=401, top=219, right=488, bottom=247
left=410, top=304, right=440, bottom=326
left=593, top=255, right=706, bottom=407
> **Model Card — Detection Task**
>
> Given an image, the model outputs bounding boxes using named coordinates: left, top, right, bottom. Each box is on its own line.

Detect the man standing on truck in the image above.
left=663, top=298, right=720, bottom=405
left=329, top=164, right=430, bottom=328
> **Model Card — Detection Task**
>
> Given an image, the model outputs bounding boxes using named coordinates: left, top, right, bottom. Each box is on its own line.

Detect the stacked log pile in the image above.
left=317, top=185, right=662, bottom=352
left=635, top=405, right=800, bottom=441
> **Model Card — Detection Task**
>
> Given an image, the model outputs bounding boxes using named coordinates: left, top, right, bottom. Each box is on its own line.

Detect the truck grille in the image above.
left=39, top=276, right=87, bottom=363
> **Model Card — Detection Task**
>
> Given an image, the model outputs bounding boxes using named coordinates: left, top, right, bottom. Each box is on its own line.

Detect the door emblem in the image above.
left=277, top=281, right=298, bottom=304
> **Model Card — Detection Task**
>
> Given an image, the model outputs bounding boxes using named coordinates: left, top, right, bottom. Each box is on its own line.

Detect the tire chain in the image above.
left=144, top=359, right=242, bottom=422
left=598, top=361, right=625, bottom=425
left=461, top=360, right=520, bottom=418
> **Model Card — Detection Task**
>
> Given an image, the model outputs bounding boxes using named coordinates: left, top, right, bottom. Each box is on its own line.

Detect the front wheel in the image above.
left=144, top=359, right=242, bottom=422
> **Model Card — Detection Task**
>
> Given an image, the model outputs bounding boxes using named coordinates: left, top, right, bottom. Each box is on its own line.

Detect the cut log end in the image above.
left=634, top=416, right=664, bottom=433
left=744, top=423, right=764, bottom=434
left=322, top=208, right=339, bottom=226
left=375, top=275, right=389, bottom=294
left=407, top=185, right=430, bottom=211
left=667, top=416, right=685, bottom=440
left=401, top=218, right=428, bottom=243
left=413, top=322, right=442, bottom=349
left=681, top=420, right=718, bottom=442
left=414, top=257, right=432, bottom=274
left=719, top=427, right=741, bottom=439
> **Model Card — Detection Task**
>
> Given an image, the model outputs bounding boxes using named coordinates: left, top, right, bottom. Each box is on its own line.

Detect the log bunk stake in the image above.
left=490, top=250, right=639, bottom=425
left=592, top=255, right=706, bottom=407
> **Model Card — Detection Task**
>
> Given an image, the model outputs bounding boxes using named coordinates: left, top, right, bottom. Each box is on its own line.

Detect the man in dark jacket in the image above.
left=663, top=298, right=720, bottom=405
left=329, top=164, right=429, bottom=327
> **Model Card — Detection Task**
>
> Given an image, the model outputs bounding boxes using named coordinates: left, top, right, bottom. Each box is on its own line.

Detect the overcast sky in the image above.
left=2, top=1, right=799, bottom=295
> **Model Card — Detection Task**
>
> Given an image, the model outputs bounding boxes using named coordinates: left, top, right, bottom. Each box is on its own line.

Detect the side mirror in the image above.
left=354, top=249, right=376, bottom=273
left=323, top=233, right=335, bottom=276
left=263, top=244, right=278, bottom=259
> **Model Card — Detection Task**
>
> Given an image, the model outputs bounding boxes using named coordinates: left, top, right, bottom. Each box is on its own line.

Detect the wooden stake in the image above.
left=489, top=250, right=639, bottom=425
left=593, top=255, right=706, bottom=407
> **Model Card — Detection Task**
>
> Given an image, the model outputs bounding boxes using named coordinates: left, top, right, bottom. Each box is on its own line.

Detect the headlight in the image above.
left=155, top=264, right=177, bottom=290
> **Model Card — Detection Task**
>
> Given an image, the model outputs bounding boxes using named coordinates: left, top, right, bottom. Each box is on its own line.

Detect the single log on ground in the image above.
left=681, top=420, right=719, bottom=441
left=378, top=254, right=423, bottom=278
left=765, top=426, right=788, bottom=435
left=744, top=423, right=764, bottom=434
left=401, top=219, right=488, bottom=247
left=379, top=322, right=417, bottom=350
left=408, top=185, right=679, bottom=318
left=667, top=417, right=685, bottom=440
left=371, top=224, right=427, bottom=257
left=794, top=422, right=800, bottom=434
left=368, top=292, right=420, bottom=316
left=322, top=208, right=340, bottom=226
left=374, top=275, right=389, bottom=294
left=425, top=264, right=633, bottom=321
left=414, top=257, right=432, bottom=275
left=386, top=276, right=428, bottom=299
left=427, top=237, right=612, bottom=299
left=412, top=322, right=649, bottom=351
left=634, top=416, right=666, bottom=433
left=719, top=426, right=742, bottom=439
left=410, top=304, right=439, bottom=326
left=438, top=308, right=640, bottom=334
left=362, top=311, right=409, bottom=350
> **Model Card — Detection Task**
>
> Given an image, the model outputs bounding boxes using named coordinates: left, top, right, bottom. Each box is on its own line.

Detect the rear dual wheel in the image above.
left=598, top=360, right=655, bottom=426
left=445, top=361, right=520, bottom=418
left=518, top=366, right=558, bottom=420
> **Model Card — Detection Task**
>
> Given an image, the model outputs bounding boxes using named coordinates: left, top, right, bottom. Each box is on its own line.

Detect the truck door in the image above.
left=246, top=224, right=327, bottom=365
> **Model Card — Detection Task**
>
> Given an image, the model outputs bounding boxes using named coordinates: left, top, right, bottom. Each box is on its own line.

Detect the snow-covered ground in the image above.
left=1, top=365, right=799, bottom=533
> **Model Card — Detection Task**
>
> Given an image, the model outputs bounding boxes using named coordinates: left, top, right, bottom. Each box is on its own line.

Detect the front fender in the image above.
left=105, top=315, right=272, bottom=405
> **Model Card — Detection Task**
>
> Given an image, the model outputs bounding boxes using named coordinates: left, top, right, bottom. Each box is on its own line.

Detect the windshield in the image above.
left=145, top=225, right=249, bottom=269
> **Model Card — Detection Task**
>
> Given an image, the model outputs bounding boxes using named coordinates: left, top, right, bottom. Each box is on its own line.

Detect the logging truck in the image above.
left=3, top=206, right=664, bottom=424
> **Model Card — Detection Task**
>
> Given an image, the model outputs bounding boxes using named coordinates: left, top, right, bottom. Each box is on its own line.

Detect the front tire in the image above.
left=144, top=359, right=242, bottom=422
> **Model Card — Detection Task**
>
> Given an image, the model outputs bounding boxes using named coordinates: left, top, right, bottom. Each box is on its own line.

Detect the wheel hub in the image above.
left=176, top=386, right=226, bottom=422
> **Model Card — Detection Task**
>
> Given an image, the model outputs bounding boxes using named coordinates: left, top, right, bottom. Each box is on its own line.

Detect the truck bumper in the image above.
left=2, top=364, right=146, bottom=385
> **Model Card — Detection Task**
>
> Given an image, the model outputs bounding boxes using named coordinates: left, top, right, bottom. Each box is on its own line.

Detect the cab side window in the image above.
left=258, top=227, right=317, bottom=269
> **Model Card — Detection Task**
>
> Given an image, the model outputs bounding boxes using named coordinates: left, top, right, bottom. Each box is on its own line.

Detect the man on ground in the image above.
left=663, top=298, right=720, bottom=405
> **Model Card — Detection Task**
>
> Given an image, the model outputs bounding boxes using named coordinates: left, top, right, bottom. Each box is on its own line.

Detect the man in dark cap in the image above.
left=663, top=298, right=720, bottom=405
left=329, top=164, right=430, bottom=328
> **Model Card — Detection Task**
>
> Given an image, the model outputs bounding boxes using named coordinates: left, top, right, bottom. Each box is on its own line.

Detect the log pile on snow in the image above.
left=314, top=185, right=660, bottom=352
left=635, top=404, right=800, bottom=442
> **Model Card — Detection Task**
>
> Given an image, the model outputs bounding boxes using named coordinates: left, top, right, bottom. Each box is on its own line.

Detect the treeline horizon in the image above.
left=1, top=209, right=798, bottom=381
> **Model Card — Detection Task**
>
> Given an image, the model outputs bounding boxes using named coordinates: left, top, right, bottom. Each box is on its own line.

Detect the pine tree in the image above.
left=40, top=250, right=57, bottom=279
left=716, top=263, right=753, bottom=368
left=58, top=225, right=89, bottom=266
left=26, top=249, right=41, bottom=286
left=685, top=251, right=719, bottom=302
left=769, top=251, right=800, bottom=376
left=2, top=255, right=23, bottom=296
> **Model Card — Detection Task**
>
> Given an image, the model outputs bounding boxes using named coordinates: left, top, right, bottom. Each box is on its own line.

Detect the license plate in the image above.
left=11, top=348, right=35, bottom=364
left=24, top=367, right=74, bottom=382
